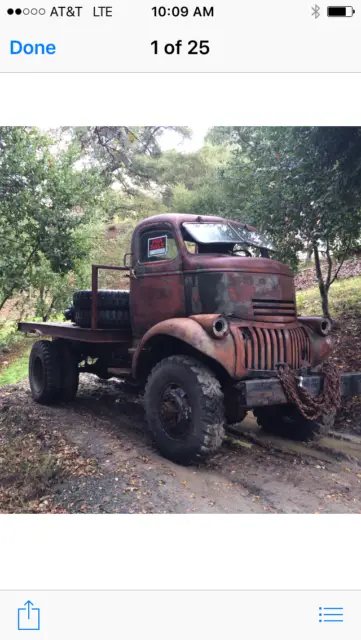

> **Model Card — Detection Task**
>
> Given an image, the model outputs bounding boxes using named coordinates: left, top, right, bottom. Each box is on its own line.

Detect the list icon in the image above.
left=319, top=606, right=344, bottom=623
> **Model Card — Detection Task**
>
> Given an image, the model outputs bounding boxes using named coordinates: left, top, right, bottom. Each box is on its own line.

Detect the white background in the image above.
left=2, top=73, right=361, bottom=125
left=1, top=70, right=361, bottom=593
left=1, top=515, right=361, bottom=589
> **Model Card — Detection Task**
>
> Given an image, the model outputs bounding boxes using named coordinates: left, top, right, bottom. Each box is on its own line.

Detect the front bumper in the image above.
left=237, top=372, right=361, bottom=408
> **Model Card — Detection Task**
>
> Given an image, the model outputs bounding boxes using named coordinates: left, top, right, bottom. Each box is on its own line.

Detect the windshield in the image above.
left=182, top=222, right=275, bottom=251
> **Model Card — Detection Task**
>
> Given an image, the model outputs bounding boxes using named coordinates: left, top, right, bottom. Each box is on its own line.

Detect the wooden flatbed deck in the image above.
left=18, top=321, right=132, bottom=344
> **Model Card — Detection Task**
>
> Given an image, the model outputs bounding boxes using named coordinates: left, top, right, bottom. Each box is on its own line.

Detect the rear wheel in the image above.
left=54, top=339, right=79, bottom=402
left=144, top=355, right=225, bottom=465
left=254, top=405, right=335, bottom=441
left=29, top=340, right=62, bottom=404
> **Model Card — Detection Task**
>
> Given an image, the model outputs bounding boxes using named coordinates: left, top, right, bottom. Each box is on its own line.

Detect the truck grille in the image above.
left=252, top=299, right=296, bottom=322
left=241, top=326, right=311, bottom=371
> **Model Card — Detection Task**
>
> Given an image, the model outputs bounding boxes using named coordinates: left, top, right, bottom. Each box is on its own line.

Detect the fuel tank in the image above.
left=182, top=255, right=296, bottom=323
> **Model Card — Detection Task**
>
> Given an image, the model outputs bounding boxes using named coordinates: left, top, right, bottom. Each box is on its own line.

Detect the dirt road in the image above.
left=1, top=374, right=361, bottom=513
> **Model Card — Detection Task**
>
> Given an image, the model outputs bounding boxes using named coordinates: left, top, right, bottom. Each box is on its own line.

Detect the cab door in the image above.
left=130, top=223, right=185, bottom=338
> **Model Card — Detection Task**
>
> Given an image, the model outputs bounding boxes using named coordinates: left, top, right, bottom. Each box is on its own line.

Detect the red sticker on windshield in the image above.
left=148, top=235, right=167, bottom=256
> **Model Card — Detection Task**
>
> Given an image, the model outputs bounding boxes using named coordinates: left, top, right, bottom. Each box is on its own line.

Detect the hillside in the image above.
left=297, top=271, right=361, bottom=435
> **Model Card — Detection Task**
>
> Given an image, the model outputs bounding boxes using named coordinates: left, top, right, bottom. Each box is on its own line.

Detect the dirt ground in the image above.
left=1, top=374, right=361, bottom=514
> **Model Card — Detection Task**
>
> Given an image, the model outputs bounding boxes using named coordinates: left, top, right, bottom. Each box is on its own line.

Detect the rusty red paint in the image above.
left=18, top=213, right=336, bottom=386
left=131, top=317, right=237, bottom=379
left=17, top=321, right=131, bottom=344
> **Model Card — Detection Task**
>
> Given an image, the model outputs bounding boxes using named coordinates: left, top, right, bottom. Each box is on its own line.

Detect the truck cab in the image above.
left=129, top=213, right=331, bottom=376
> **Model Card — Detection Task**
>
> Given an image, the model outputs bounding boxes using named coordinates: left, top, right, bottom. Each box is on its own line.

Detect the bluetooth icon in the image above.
left=311, top=4, right=321, bottom=18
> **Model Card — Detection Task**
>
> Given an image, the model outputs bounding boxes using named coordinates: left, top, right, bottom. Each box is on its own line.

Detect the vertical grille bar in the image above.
left=275, top=329, right=283, bottom=362
left=270, top=329, right=278, bottom=370
left=291, top=328, right=296, bottom=368
left=249, top=328, right=258, bottom=369
left=291, top=329, right=301, bottom=369
left=256, top=328, right=266, bottom=369
left=298, top=328, right=303, bottom=364
left=262, top=328, right=272, bottom=370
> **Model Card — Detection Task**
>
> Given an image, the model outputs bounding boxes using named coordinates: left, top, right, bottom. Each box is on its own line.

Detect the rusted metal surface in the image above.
left=237, top=325, right=311, bottom=372
left=276, top=361, right=341, bottom=421
left=18, top=322, right=131, bottom=344
left=239, top=372, right=361, bottom=407
left=189, top=314, right=229, bottom=337
left=127, top=213, right=336, bottom=377
left=131, top=317, right=237, bottom=379
left=130, top=213, right=297, bottom=336
left=91, top=264, right=130, bottom=330
left=130, top=221, right=185, bottom=337
left=183, top=268, right=296, bottom=323
left=298, top=316, right=332, bottom=336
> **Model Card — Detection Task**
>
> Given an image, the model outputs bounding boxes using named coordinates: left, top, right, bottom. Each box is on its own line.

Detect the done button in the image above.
left=10, top=40, right=56, bottom=55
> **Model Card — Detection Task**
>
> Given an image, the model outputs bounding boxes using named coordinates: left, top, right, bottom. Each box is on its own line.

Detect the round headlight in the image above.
left=320, top=318, right=332, bottom=336
left=212, top=316, right=229, bottom=339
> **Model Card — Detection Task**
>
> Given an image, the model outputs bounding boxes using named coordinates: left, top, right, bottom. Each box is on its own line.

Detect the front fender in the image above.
left=131, top=317, right=236, bottom=379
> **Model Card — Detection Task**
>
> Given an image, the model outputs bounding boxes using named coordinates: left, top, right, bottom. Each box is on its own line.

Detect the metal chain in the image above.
left=276, top=361, right=341, bottom=421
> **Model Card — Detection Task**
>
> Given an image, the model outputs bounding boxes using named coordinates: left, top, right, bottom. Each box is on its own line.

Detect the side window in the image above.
left=140, top=230, right=178, bottom=263
left=184, top=241, right=198, bottom=254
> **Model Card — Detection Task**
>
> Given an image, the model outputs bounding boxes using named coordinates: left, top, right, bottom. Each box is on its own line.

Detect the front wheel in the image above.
left=144, top=355, right=225, bottom=465
left=254, top=405, right=335, bottom=441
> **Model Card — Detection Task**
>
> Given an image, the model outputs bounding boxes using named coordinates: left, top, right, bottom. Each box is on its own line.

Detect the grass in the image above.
left=0, top=314, right=63, bottom=387
left=0, top=348, right=31, bottom=386
left=296, top=276, right=361, bottom=317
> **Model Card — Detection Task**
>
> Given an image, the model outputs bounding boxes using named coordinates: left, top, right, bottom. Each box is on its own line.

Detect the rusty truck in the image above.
left=18, top=213, right=361, bottom=464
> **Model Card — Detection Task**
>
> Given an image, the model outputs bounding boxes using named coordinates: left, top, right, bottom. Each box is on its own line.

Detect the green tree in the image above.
left=73, top=126, right=191, bottom=189
left=216, top=126, right=361, bottom=318
left=0, top=127, right=105, bottom=311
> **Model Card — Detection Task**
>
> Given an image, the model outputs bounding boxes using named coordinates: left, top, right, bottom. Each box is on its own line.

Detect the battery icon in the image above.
left=327, top=6, right=355, bottom=15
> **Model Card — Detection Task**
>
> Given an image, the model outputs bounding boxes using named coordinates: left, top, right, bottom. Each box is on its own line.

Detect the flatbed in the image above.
left=18, top=321, right=132, bottom=344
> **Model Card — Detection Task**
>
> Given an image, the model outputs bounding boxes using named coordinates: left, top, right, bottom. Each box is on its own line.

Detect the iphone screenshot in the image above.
left=0, top=1, right=361, bottom=638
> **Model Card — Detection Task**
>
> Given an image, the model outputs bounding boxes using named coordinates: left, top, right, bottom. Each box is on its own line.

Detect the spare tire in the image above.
left=74, top=309, right=131, bottom=329
left=73, top=289, right=130, bottom=311
left=64, top=306, right=75, bottom=322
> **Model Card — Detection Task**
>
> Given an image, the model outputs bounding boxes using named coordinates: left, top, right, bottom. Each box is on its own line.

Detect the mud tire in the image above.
left=54, top=339, right=79, bottom=402
left=64, top=306, right=75, bottom=322
left=29, top=340, right=62, bottom=405
left=254, top=405, right=335, bottom=442
left=73, top=290, right=130, bottom=311
left=144, top=355, right=225, bottom=465
left=74, top=309, right=131, bottom=329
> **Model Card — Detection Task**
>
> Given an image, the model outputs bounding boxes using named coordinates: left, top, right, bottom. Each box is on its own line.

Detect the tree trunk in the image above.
left=0, top=295, right=10, bottom=313
left=313, top=242, right=330, bottom=319
left=305, top=244, right=313, bottom=264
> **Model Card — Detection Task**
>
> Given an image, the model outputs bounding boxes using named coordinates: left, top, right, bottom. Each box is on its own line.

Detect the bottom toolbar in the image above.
left=0, top=590, right=358, bottom=638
